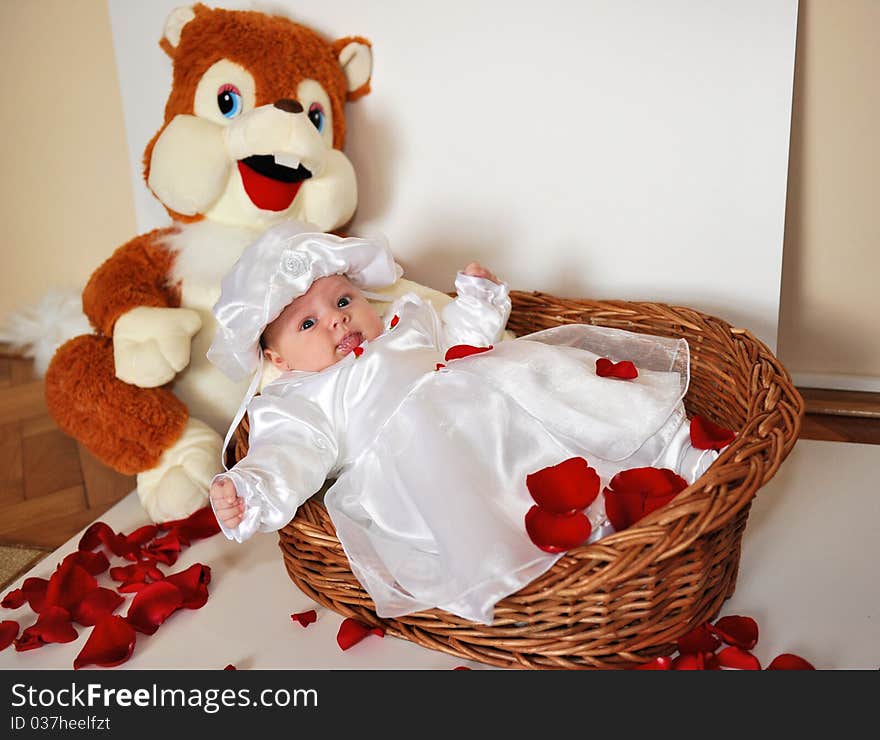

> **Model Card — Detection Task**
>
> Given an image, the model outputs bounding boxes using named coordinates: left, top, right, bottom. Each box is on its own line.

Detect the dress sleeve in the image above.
left=211, top=389, right=339, bottom=543
left=440, top=272, right=512, bottom=350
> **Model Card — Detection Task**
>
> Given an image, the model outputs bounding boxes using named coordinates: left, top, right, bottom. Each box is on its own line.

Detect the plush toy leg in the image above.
left=135, top=418, right=222, bottom=523
left=45, top=334, right=188, bottom=474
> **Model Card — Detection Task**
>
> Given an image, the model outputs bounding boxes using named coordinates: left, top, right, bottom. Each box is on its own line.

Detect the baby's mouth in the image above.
left=336, top=331, right=364, bottom=355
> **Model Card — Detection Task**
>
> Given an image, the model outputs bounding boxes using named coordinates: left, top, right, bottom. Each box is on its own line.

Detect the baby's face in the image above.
left=263, top=274, right=384, bottom=372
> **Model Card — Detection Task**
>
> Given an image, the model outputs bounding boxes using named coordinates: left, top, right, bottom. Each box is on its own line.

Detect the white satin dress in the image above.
left=216, top=274, right=717, bottom=624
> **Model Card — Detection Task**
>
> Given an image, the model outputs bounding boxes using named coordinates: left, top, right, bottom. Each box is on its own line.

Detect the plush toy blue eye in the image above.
left=308, top=103, right=326, bottom=133
left=217, top=84, right=242, bottom=118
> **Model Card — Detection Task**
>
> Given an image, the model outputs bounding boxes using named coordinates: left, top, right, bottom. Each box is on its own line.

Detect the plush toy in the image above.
left=44, top=4, right=450, bottom=523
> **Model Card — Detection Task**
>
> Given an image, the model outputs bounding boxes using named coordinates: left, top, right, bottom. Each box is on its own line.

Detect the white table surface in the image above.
left=1, top=439, right=878, bottom=670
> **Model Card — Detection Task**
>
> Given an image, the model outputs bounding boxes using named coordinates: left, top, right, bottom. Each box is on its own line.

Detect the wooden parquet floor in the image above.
left=0, top=349, right=134, bottom=551
left=0, top=348, right=878, bottom=554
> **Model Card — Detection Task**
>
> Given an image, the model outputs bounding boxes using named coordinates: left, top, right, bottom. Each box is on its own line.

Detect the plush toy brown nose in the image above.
left=274, top=99, right=303, bottom=114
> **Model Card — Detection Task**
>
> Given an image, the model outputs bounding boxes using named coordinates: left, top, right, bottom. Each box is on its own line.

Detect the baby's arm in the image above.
left=210, top=389, right=338, bottom=543
left=440, top=263, right=512, bottom=349
left=462, top=262, right=500, bottom=284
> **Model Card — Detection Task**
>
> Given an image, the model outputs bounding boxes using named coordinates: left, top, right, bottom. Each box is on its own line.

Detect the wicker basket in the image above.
left=229, top=291, right=803, bottom=669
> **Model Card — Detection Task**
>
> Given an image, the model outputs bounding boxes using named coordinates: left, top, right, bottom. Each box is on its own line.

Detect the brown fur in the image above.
left=82, top=228, right=180, bottom=335
left=46, top=335, right=188, bottom=473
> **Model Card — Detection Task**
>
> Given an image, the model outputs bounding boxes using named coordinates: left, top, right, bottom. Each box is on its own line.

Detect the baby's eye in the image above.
left=300, top=318, right=315, bottom=331
left=337, top=296, right=351, bottom=308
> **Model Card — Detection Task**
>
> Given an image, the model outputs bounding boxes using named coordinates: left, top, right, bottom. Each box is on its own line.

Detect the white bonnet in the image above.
left=207, top=220, right=402, bottom=382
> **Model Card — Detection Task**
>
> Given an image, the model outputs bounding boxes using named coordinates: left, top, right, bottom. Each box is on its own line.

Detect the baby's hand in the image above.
left=463, top=262, right=501, bottom=285
left=210, top=478, right=245, bottom=529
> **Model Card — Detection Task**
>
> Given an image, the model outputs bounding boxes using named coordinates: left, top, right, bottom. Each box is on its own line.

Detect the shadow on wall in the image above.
left=397, top=213, right=528, bottom=294
left=346, top=105, right=397, bottom=231
left=777, top=0, right=807, bottom=371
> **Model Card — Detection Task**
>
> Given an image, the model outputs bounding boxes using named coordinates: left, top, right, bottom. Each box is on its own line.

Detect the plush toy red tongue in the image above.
left=237, top=162, right=304, bottom=211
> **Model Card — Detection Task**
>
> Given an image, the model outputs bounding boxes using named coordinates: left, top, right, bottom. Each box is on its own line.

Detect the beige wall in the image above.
left=2, top=1, right=877, bottom=385
left=0, top=0, right=136, bottom=318
left=778, top=0, right=880, bottom=384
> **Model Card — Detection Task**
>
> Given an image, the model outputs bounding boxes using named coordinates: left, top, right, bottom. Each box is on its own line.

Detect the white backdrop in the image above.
left=107, top=0, right=798, bottom=350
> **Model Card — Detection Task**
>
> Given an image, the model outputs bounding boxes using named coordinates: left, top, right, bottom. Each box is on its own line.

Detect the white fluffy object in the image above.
left=0, top=287, right=91, bottom=376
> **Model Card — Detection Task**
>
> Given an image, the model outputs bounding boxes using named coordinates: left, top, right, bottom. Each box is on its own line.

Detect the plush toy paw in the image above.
left=113, top=306, right=202, bottom=387
left=135, top=418, right=222, bottom=523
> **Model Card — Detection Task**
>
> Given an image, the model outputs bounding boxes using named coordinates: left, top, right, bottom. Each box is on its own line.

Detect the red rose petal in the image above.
left=44, top=561, right=98, bottom=613
left=336, top=618, right=384, bottom=650
left=633, top=656, right=672, bottom=670
left=145, top=563, right=167, bottom=581
left=702, top=652, right=721, bottom=670
left=165, top=564, right=211, bottom=610
left=0, top=620, right=20, bottom=650
left=224, top=664, right=237, bottom=670
left=15, top=606, right=78, bottom=651
left=526, top=457, right=600, bottom=514
left=677, top=623, right=721, bottom=655
left=78, top=521, right=130, bottom=557
left=119, top=525, right=159, bottom=559
left=109, top=562, right=166, bottom=593
left=524, top=505, right=592, bottom=553
left=109, top=563, right=145, bottom=583
left=690, top=415, right=735, bottom=451
left=291, top=610, right=318, bottom=627
left=117, top=582, right=151, bottom=594
left=453, top=666, right=472, bottom=670
left=78, top=521, right=117, bottom=551
left=12, top=631, right=43, bottom=652
left=390, top=314, right=400, bottom=328
left=672, top=651, right=720, bottom=670
left=435, top=363, right=445, bottom=371
left=444, top=344, right=493, bottom=362
left=353, top=346, right=364, bottom=358
left=603, top=467, right=688, bottom=531
left=125, top=581, right=184, bottom=635
left=709, top=615, right=759, bottom=650
left=766, top=653, right=816, bottom=670
left=142, top=531, right=184, bottom=565
left=162, top=506, right=220, bottom=541
left=127, top=524, right=159, bottom=545
left=72, top=588, right=125, bottom=627
left=718, top=645, right=762, bottom=670
left=61, top=550, right=111, bottom=576
left=672, top=653, right=702, bottom=670
left=595, top=358, right=639, bottom=379
left=1, top=589, right=25, bottom=609
left=21, top=578, right=48, bottom=613
left=74, top=615, right=136, bottom=669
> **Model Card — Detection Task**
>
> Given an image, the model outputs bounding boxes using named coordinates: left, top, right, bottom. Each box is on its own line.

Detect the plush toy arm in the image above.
left=113, top=306, right=202, bottom=388
left=365, top=277, right=455, bottom=315
left=82, top=229, right=180, bottom=336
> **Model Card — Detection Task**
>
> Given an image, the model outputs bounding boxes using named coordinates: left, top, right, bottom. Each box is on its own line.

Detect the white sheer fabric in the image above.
left=214, top=274, right=715, bottom=624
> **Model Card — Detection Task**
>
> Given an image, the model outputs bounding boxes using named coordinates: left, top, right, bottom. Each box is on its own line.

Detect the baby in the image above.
left=206, top=222, right=716, bottom=625
left=211, top=260, right=499, bottom=528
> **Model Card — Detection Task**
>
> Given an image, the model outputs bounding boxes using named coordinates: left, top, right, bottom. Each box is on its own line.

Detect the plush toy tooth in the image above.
left=273, top=152, right=301, bottom=170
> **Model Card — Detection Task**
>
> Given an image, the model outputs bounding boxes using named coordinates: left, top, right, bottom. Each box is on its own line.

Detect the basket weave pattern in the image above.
left=230, top=291, right=803, bottom=669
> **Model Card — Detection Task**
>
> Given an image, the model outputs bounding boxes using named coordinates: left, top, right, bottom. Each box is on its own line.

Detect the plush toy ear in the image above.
left=158, top=4, right=200, bottom=57
left=334, top=37, right=373, bottom=101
